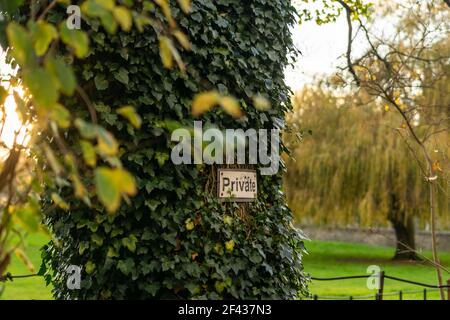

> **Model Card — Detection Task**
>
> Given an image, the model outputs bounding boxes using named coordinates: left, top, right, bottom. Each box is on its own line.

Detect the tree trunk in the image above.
left=389, top=193, right=418, bottom=260
left=390, top=215, right=418, bottom=260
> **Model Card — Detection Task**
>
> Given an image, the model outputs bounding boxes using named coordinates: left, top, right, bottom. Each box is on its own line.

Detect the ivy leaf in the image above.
left=122, top=235, right=138, bottom=252
left=60, top=22, right=89, bottom=58
left=117, top=106, right=142, bottom=128
left=94, top=74, right=109, bottom=90
left=114, top=67, right=129, bottom=85
left=113, top=6, right=133, bottom=32
left=95, top=167, right=137, bottom=213
left=85, top=261, right=96, bottom=274
left=23, top=67, right=59, bottom=109
left=29, top=21, right=58, bottom=56
left=6, top=22, right=34, bottom=66
left=191, top=91, right=219, bottom=117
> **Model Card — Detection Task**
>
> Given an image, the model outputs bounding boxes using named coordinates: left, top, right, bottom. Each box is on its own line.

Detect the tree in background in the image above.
left=285, top=86, right=450, bottom=260
left=297, top=0, right=450, bottom=298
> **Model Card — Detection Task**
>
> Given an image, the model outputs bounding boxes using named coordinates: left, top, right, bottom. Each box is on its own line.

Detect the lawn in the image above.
left=302, top=240, right=450, bottom=300
left=1, top=234, right=449, bottom=300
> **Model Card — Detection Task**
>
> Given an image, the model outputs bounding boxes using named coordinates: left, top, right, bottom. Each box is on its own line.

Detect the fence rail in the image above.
left=310, top=273, right=450, bottom=300
left=2, top=271, right=450, bottom=300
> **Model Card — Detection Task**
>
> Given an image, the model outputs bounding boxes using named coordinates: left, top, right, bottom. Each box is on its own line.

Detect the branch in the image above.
left=337, top=0, right=360, bottom=86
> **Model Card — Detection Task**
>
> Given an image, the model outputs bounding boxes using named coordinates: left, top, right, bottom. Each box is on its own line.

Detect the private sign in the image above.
left=217, top=168, right=257, bottom=202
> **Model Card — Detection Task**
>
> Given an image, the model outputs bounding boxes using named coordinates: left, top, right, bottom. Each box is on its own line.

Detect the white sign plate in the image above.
left=217, top=169, right=257, bottom=202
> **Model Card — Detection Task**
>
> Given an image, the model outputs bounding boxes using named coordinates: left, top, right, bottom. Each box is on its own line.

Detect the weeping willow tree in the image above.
left=284, top=86, right=450, bottom=260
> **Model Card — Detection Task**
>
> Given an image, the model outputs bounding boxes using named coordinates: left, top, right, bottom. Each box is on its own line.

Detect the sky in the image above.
left=284, top=11, right=368, bottom=92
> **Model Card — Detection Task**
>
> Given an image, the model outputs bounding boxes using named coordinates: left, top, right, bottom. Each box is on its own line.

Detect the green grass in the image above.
left=302, top=240, right=450, bottom=300
left=1, top=234, right=449, bottom=300
left=1, top=233, right=52, bottom=300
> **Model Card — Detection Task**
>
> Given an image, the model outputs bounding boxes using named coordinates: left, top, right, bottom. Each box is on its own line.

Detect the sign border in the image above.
left=217, top=168, right=257, bottom=202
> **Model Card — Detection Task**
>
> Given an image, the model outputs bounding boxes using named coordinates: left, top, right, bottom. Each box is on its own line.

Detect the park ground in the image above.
left=1, top=234, right=449, bottom=300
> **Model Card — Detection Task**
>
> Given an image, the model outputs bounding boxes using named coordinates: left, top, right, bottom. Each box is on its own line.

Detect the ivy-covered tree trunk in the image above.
left=42, top=1, right=308, bottom=299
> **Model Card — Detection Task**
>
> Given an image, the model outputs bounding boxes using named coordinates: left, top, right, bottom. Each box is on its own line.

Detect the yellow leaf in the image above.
left=14, top=248, right=35, bottom=272
left=43, top=143, right=63, bottom=175
left=51, top=193, right=70, bottom=210
left=384, top=104, right=390, bottom=111
left=80, top=140, right=97, bottom=167
left=117, top=106, right=142, bottom=129
left=185, top=218, right=195, bottom=231
left=113, top=6, right=133, bottom=32
left=219, top=96, right=243, bottom=118
left=253, top=95, right=271, bottom=111
left=95, top=167, right=137, bottom=213
left=225, top=239, right=235, bottom=252
left=159, top=36, right=173, bottom=69
left=155, top=0, right=176, bottom=28
left=223, top=215, right=233, bottom=225
left=178, top=0, right=191, bottom=13
left=97, top=128, right=119, bottom=156
left=191, top=91, right=219, bottom=117
left=172, top=30, right=191, bottom=50
left=71, top=173, right=87, bottom=198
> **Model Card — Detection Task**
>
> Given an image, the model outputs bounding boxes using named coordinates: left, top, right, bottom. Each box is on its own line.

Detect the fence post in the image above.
left=399, top=290, right=402, bottom=300
left=313, top=294, right=318, bottom=300
left=447, top=279, right=450, bottom=301
left=377, top=271, right=385, bottom=300
left=423, top=288, right=427, bottom=300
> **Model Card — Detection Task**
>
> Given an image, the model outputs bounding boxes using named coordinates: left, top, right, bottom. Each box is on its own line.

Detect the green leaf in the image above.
left=45, top=56, right=76, bottom=96
left=117, top=106, right=141, bottom=128
left=60, top=23, right=89, bottom=58
left=29, top=21, right=58, bottom=56
left=94, top=167, right=137, bottom=213
left=51, top=193, right=69, bottom=210
left=23, top=67, right=59, bottom=109
left=114, top=67, right=129, bottom=85
left=49, top=103, right=71, bottom=129
left=122, top=235, right=138, bottom=252
left=94, top=74, right=109, bottom=90
left=85, top=261, right=96, bottom=274
left=0, top=0, right=24, bottom=13
left=74, top=118, right=98, bottom=139
left=7, top=22, right=34, bottom=66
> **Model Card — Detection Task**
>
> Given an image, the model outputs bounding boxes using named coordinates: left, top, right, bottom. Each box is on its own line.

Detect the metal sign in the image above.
left=217, top=169, right=257, bottom=202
